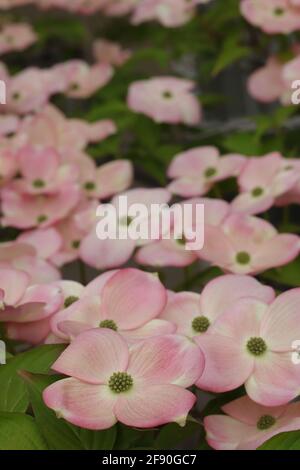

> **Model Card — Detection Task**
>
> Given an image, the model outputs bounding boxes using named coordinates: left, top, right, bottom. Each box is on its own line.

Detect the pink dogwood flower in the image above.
left=93, top=39, right=131, bottom=66
left=14, top=146, right=78, bottom=195
left=159, top=274, right=274, bottom=338
left=43, top=329, right=204, bottom=429
left=167, top=146, right=245, bottom=197
left=195, top=289, right=300, bottom=405
left=197, top=212, right=300, bottom=274
left=52, top=60, right=113, bottom=98
left=132, top=0, right=202, bottom=27
left=240, top=0, right=300, bottom=34
left=232, top=153, right=299, bottom=215
left=204, top=395, right=300, bottom=450
left=127, top=77, right=202, bottom=126
left=1, top=183, right=80, bottom=229
left=247, top=57, right=286, bottom=103
left=135, top=198, right=230, bottom=267
left=0, top=115, right=20, bottom=136
left=79, top=157, right=133, bottom=199
left=50, top=268, right=175, bottom=344
left=0, top=23, right=37, bottom=55
left=0, top=268, right=63, bottom=344
left=80, top=187, right=171, bottom=269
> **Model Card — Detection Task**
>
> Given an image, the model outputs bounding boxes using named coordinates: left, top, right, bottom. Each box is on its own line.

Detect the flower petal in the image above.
left=115, top=384, right=196, bottom=428
left=52, top=329, right=129, bottom=384
left=101, top=268, right=167, bottom=330
left=43, top=378, right=117, bottom=430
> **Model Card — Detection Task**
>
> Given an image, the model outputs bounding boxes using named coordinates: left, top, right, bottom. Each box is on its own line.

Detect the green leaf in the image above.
left=0, top=412, right=47, bottom=450
left=223, top=132, right=262, bottom=155
left=0, top=344, right=65, bottom=412
left=212, top=35, right=251, bottom=75
left=261, top=256, right=300, bottom=287
left=22, top=372, right=116, bottom=450
left=155, top=421, right=201, bottom=450
left=258, top=431, right=300, bottom=450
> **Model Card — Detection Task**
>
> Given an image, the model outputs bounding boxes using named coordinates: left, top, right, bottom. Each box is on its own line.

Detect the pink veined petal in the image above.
left=167, top=146, right=220, bottom=178
left=6, top=317, right=52, bottom=345
left=121, top=319, right=176, bottom=344
left=204, top=415, right=255, bottom=450
left=100, top=268, right=167, bottom=330
left=127, top=334, right=204, bottom=387
left=200, top=274, right=274, bottom=324
left=252, top=234, right=300, bottom=272
left=84, top=270, right=118, bottom=297
left=52, top=329, right=129, bottom=385
left=184, top=197, right=230, bottom=226
left=245, top=351, right=300, bottom=406
left=194, top=334, right=254, bottom=392
left=159, top=291, right=201, bottom=337
left=112, top=187, right=171, bottom=211
left=135, top=239, right=197, bottom=267
left=18, top=228, right=62, bottom=260
left=231, top=192, right=274, bottom=216
left=0, top=268, right=29, bottom=306
left=216, top=154, right=246, bottom=180
left=79, top=231, right=136, bottom=270
left=167, top=177, right=210, bottom=197
left=115, top=384, right=196, bottom=428
left=212, top=297, right=268, bottom=340
left=222, top=395, right=287, bottom=426
left=95, top=160, right=133, bottom=199
left=261, top=288, right=300, bottom=352
left=43, top=378, right=117, bottom=430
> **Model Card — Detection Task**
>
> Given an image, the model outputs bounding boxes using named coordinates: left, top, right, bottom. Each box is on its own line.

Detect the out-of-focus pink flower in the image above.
left=6, top=68, right=57, bottom=114
left=93, top=39, right=131, bottom=66
left=132, top=0, right=202, bottom=27
left=50, top=268, right=175, bottom=344
left=0, top=23, right=37, bottom=55
left=167, top=147, right=245, bottom=197
left=247, top=57, right=286, bottom=103
left=79, top=157, right=133, bottom=199
left=0, top=115, right=20, bottom=136
left=232, top=153, right=299, bottom=215
left=240, top=0, right=300, bottom=34
left=135, top=198, right=230, bottom=267
left=0, top=0, right=32, bottom=9
left=204, top=396, right=300, bottom=450
left=14, top=146, right=78, bottom=195
left=80, top=188, right=171, bottom=270
left=0, top=145, right=17, bottom=183
left=43, top=329, right=204, bottom=429
left=0, top=235, right=61, bottom=285
left=160, top=274, right=274, bottom=338
left=1, top=183, right=80, bottom=229
left=52, top=60, right=113, bottom=98
left=0, top=269, right=63, bottom=344
left=197, top=212, right=300, bottom=274
left=103, top=0, right=139, bottom=16
left=127, top=77, right=202, bottom=126
left=195, top=289, right=300, bottom=406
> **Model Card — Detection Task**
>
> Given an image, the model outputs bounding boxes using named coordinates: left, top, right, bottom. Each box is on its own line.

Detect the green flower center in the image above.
left=247, top=337, right=267, bottom=356
left=84, top=181, right=96, bottom=191
left=70, top=82, right=80, bottom=91
left=99, top=319, right=118, bottom=331
left=32, top=179, right=45, bottom=188
left=12, top=92, right=21, bottom=100
left=64, top=296, right=79, bottom=308
left=108, top=372, right=133, bottom=393
left=251, top=187, right=264, bottom=198
left=204, top=167, right=217, bottom=178
left=257, top=414, right=276, bottom=430
left=37, top=215, right=47, bottom=224
left=162, top=90, right=173, bottom=99
left=72, top=240, right=81, bottom=249
left=192, top=316, right=210, bottom=333
left=274, top=7, right=285, bottom=16
left=236, top=251, right=251, bottom=265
